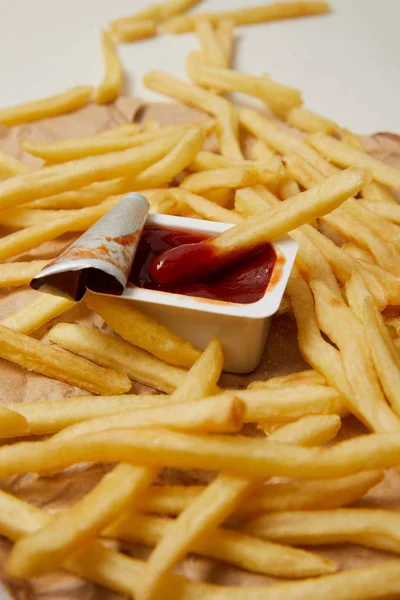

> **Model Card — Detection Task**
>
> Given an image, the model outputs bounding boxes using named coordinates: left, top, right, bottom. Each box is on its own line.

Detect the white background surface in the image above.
left=0, top=0, right=399, bottom=133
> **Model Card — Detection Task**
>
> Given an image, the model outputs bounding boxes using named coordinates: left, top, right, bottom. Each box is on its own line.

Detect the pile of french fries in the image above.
left=1, top=0, right=400, bottom=598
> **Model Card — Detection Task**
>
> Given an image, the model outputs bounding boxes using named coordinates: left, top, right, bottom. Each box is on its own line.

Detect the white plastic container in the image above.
left=121, top=213, right=298, bottom=374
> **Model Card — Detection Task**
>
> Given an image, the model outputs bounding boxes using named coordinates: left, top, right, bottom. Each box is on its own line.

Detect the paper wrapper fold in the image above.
left=0, top=99, right=399, bottom=599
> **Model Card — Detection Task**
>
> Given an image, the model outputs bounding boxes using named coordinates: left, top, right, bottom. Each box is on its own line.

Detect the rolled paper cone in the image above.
left=31, top=193, right=149, bottom=301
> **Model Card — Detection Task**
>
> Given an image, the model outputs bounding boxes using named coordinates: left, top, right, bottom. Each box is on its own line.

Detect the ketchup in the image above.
left=129, top=226, right=277, bottom=305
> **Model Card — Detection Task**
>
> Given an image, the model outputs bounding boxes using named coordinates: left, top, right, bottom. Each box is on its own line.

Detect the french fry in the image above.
left=143, top=117, right=160, bottom=132
left=203, top=188, right=234, bottom=208
left=340, top=128, right=363, bottom=149
left=106, top=512, right=336, bottom=579
left=245, top=508, right=400, bottom=555
left=53, top=395, right=244, bottom=441
left=134, top=127, right=206, bottom=188
left=98, top=123, right=142, bottom=137
left=134, top=394, right=346, bottom=600
left=0, top=152, right=32, bottom=178
left=112, top=19, right=158, bottom=43
left=137, top=470, right=384, bottom=518
left=0, top=323, right=131, bottom=395
left=172, top=188, right=242, bottom=223
left=286, top=268, right=352, bottom=404
left=3, top=426, right=400, bottom=480
left=181, top=165, right=278, bottom=193
left=186, top=57, right=302, bottom=113
left=342, top=243, right=376, bottom=264
left=189, top=150, right=283, bottom=175
left=1, top=294, right=74, bottom=335
left=0, top=207, right=78, bottom=229
left=216, top=19, right=235, bottom=65
left=309, top=132, right=400, bottom=190
left=239, top=108, right=336, bottom=176
left=11, top=394, right=170, bottom=437
left=142, top=71, right=242, bottom=159
left=346, top=275, right=400, bottom=417
left=0, top=87, right=93, bottom=127
left=387, top=317, right=400, bottom=337
left=251, top=140, right=277, bottom=160
left=0, top=197, right=119, bottom=261
left=162, top=1, right=331, bottom=33
left=48, top=323, right=187, bottom=393
left=311, top=279, right=400, bottom=432
left=110, top=4, right=163, bottom=28
left=25, top=178, right=126, bottom=209
left=224, top=386, right=346, bottom=421
left=248, top=369, right=327, bottom=390
left=85, top=291, right=201, bottom=368
left=362, top=199, right=400, bottom=224
left=0, top=135, right=182, bottom=209
left=0, top=260, right=48, bottom=288
left=95, top=30, right=123, bottom=104
left=0, top=406, right=29, bottom=438
left=161, top=0, right=203, bottom=20
left=170, top=338, right=223, bottom=403
left=285, top=106, right=338, bottom=134
left=21, top=122, right=209, bottom=162
left=212, top=168, right=367, bottom=254
left=195, top=20, right=227, bottom=69
left=264, top=414, right=341, bottom=446
left=7, top=464, right=158, bottom=578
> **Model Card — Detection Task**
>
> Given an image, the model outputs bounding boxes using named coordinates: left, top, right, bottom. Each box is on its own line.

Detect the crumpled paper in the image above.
left=0, top=99, right=400, bottom=599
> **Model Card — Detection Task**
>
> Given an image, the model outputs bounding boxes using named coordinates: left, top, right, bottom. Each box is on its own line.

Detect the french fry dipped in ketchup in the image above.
left=150, top=167, right=368, bottom=286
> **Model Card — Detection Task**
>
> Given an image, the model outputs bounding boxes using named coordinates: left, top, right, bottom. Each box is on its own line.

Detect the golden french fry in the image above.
left=0, top=87, right=93, bottom=126
left=48, top=323, right=187, bottom=393
left=0, top=260, right=48, bottom=288
left=134, top=127, right=206, bottom=188
left=112, top=19, right=157, bottom=43
left=339, top=128, right=363, bottom=149
left=311, top=279, right=400, bottom=432
left=162, top=1, right=331, bottom=33
left=25, top=178, right=126, bottom=209
left=142, top=71, right=242, bottom=159
left=0, top=323, right=131, bottom=395
left=106, top=512, right=336, bottom=579
left=0, top=406, right=29, bottom=437
left=1, top=295, right=74, bottom=335
left=187, top=57, right=302, bottom=113
left=7, top=464, right=157, bottom=578
left=195, top=20, right=227, bottom=69
left=263, top=415, right=341, bottom=446
left=0, top=197, right=118, bottom=261
left=0, top=135, right=181, bottom=209
left=387, top=317, right=400, bottom=337
left=245, top=508, right=400, bottom=555
left=0, top=207, right=75, bottom=229
left=240, top=108, right=336, bottom=176
left=284, top=152, right=325, bottom=188
left=248, top=370, right=327, bottom=390
left=95, top=30, right=123, bottom=104
left=172, top=188, right=242, bottom=223
left=138, top=470, right=384, bottom=518
left=85, top=291, right=201, bottom=368
left=286, top=106, right=338, bottom=134
left=11, top=394, right=170, bottom=437
left=362, top=200, right=400, bottom=224
left=216, top=19, right=235, bottom=65
left=110, top=4, right=163, bottom=28
left=161, top=0, right=203, bottom=20
left=170, top=338, right=223, bottom=403
left=23, top=120, right=214, bottom=164
left=251, top=140, right=277, bottom=160
left=286, top=268, right=352, bottom=404
left=0, top=152, right=32, bottom=178
left=212, top=168, right=368, bottom=255
left=3, top=425, right=400, bottom=481
left=143, top=117, right=160, bottom=132
left=53, top=396, right=244, bottom=442
left=189, top=150, right=283, bottom=174
left=346, top=275, right=400, bottom=418
left=203, top=188, right=234, bottom=208
left=309, top=132, right=400, bottom=190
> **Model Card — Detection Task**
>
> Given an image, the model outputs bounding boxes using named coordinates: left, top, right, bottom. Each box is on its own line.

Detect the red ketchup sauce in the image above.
left=128, top=226, right=277, bottom=305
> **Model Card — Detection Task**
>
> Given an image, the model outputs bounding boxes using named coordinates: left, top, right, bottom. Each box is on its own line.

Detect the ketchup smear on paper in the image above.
left=128, top=226, right=277, bottom=305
